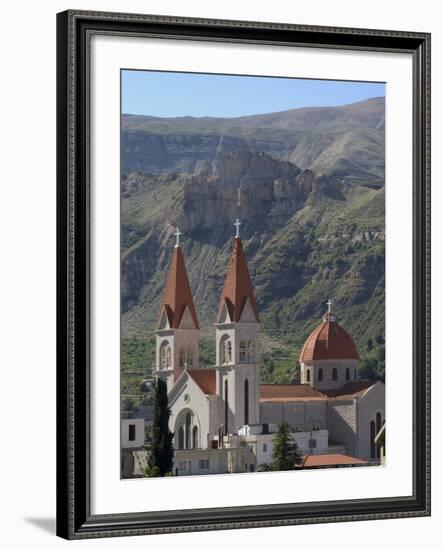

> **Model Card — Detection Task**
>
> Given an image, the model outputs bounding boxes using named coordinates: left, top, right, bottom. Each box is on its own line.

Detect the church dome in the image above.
left=300, top=304, right=359, bottom=362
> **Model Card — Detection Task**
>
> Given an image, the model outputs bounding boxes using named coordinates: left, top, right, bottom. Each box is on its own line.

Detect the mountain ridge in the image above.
left=121, top=97, right=385, bottom=389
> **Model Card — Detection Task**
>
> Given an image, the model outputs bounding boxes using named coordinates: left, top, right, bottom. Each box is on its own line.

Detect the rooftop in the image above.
left=299, top=453, right=369, bottom=468
left=259, top=381, right=373, bottom=403
left=300, top=315, right=359, bottom=362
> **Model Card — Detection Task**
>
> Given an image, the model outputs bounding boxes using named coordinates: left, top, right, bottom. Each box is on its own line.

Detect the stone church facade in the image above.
left=154, top=225, right=385, bottom=476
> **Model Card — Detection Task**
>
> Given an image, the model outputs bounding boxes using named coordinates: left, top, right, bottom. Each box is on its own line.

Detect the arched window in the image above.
left=160, top=341, right=171, bottom=369
left=370, top=420, right=376, bottom=458
left=226, top=340, right=232, bottom=363
left=239, top=341, right=246, bottom=362
left=346, top=367, right=350, bottom=381
left=376, top=412, right=382, bottom=459
left=185, top=412, right=191, bottom=449
left=192, top=425, right=198, bottom=449
left=332, top=368, right=338, bottom=381
left=187, top=348, right=193, bottom=367
left=178, top=426, right=184, bottom=450
left=220, top=335, right=232, bottom=365
left=306, top=369, right=311, bottom=383
left=244, top=379, right=249, bottom=425
left=318, top=368, right=323, bottom=382
left=246, top=341, right=253, bottom=362
left=179, top=348, right=185, bottom=368
left=224, top=380, right=229, bottom=433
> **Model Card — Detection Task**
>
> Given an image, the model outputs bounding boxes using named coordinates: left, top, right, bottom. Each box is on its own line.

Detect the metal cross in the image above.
left=174, top=227, right=181, bottom=247
left=327, top=298, right=332, bottom=313
left=234, top=218, right=241, bottom=238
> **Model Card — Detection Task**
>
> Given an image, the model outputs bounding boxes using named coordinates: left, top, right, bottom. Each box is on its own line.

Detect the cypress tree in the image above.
left=147, top=377, right=174, bottom=476
left=272, top=421, right=303, bottom=471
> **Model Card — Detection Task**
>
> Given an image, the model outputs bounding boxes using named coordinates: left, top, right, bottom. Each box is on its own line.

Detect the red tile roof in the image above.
left=259, top=381, right=373, bottom=403
left=215, top=237, right=259, bottom=323
left=260, top=384, right=326, bottom=402
left=187, top=368, right=217, bottom=395
left=299, top=453, right=367, bottom=467
left=156, top=246, right=199, bottom=330
left=300, top=319, right=359, bottom=362
left=321, top=381, right=373, bottom=399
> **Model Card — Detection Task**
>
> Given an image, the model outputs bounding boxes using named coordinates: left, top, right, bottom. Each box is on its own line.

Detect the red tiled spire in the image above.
left=216, top=237, right=259, bottom=323
left=156, top=246, right=199, bottom=330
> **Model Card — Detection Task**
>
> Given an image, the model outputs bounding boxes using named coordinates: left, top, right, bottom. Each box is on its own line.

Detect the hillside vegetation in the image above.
left=121, top=98, right=385, bottom=408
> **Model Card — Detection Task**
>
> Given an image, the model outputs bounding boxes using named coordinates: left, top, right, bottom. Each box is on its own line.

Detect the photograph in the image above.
left=120, top=70, right=387, bottom=479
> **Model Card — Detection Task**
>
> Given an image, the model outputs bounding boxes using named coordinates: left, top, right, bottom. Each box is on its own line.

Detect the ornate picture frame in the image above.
left=56, top=10, right=430, bottom=539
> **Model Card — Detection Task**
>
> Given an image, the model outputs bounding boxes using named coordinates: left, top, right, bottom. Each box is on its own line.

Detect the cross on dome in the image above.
left=323, top=298, right=336, bottom=322
left=174, top=227, right=182, bottom=248
left=234, top=218, right=241, bottom=238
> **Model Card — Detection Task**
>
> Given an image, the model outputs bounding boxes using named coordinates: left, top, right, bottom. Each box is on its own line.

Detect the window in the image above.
left=263, top=443, right=267, bottom=453
left=226, top=340, right=232, bottom=363
left=220, top=335, right=232, bottom=365
left=159, top=341, right=171, bottom=369
left=178, top=460, right=187, bottom=471
left=370, top=420, right=376, bottom=458
left=376, top=412, right=382, bottom=459
left=192, top=425, right=198, bottom=449
left=332, top=368, right=338, bottom=381
left=224, top=380, right=229, bottom=433
left=244, top=379, right=249, bottom=425
left=198, top=459, right=209, bottom=470
left=318, top=368, right=323, bottom=382
left=185, top=412, right=191, bottom=449
left=178, top=426, right=184, bottom=450
left=128, top=424, right=136, bottom=441
left=179, top=347, right=193, bottom=367
left=240, top=340, right=254, bottom=363
left=239, top=341, right=246, bottom=362
left=306, top=369, right=311, bottom=382
left=346, top=367, right=350, bottom=381
left=354, top=368, right=357, bottom=380
left=247, top=340, right=253, bottom=362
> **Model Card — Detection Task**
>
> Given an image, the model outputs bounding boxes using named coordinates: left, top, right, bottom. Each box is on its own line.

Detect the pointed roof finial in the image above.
left=174, top=227, right=182, bottom=248
left=234, top=218, right=241, bottom=238
left=327, top=298, right=332, bottom=313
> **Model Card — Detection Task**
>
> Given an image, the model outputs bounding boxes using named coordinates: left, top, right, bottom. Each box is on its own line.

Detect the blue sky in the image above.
left=122, top=70, right=385, bottom=118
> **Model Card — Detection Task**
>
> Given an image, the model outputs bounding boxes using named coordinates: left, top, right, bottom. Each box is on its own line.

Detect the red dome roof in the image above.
left=300, top=317, right=359, bottom=362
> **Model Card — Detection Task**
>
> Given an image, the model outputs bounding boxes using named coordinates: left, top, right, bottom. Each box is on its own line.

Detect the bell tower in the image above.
left=155, top=228, right=200, bottom=392
left=214, top=220, right=260, bottom=433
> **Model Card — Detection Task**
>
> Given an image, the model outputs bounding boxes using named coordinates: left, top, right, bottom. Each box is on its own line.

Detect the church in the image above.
left=154, top=222, right=385, bottom=476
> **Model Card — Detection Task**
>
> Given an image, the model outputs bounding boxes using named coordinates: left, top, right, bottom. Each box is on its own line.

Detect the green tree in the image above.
left=146, top=378, right=174, bottom=477
left=272, top=421, right=303, bottom=471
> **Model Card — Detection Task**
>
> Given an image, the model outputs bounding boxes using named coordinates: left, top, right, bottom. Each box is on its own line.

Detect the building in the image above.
left=152, top=223, right=385, bottom=475
left=121, top=418, right=145, bottom=478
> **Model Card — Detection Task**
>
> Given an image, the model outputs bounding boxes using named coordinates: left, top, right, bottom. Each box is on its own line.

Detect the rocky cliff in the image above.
left=121, top=98, right=385, bottom=384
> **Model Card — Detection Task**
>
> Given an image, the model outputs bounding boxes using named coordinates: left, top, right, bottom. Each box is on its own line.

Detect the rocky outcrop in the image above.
left=122, top=98, right=385, bottom=184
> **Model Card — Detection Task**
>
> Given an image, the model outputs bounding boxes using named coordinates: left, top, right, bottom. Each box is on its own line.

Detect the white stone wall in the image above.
left=168, top=375, right=211, bottom=450
left=121, top=418, right=145, bottom=449
left=326, top=399, right=358, bottom=456
left=260, top=401, right=327, bottom=432
left=248, top=429, right=329, bottom=467
left=355, top=382, right=385, bottom=459
left=214, top=320, right=260, bottom=433
left=301, top=359, right=358, bottom=391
